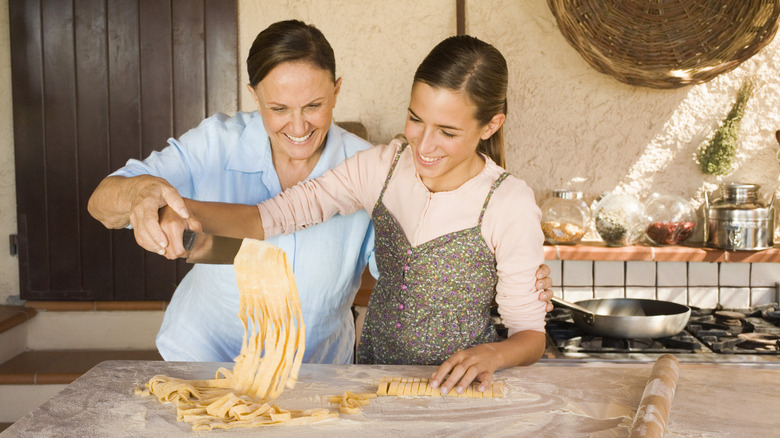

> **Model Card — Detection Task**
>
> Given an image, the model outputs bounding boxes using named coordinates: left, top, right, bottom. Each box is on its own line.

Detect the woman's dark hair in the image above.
left=246, top=20, right=336, bottom=87
left=413, top=35, right=508, bottom=167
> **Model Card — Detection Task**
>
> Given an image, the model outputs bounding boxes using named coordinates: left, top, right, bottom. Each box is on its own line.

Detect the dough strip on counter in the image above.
left=628, top=354, right=680, bottom=438
left=328, top=391, right=378, bottom=414
left=377, top=377, right=503, bottom=398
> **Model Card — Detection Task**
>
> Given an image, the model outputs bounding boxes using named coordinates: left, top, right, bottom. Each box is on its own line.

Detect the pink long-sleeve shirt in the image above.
left=259, top=139, right=546, bottom=335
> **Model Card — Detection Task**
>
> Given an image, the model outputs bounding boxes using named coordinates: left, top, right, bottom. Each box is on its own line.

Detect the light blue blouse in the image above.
left=113, top=111, right=376, bottom=364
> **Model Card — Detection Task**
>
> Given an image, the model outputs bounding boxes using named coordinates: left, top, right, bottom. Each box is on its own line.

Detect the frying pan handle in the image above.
left=551, top=296, right=596, bottom=325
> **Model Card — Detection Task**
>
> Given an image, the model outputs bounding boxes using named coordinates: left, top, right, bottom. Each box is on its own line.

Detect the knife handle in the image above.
left=182, top=229, right=196, bottom=251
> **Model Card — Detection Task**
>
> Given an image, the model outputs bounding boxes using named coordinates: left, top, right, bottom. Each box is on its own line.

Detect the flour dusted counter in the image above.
left=2, top=360, right=778, bottom=437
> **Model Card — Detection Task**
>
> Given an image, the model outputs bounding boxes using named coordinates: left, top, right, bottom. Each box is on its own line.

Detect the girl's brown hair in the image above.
left=413, top=35, right=508, bottom=167
left=246, top=20, right=336, bottom=87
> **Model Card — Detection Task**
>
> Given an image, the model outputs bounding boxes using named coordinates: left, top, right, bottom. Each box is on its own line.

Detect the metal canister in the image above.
left=704, top=183, right=775, bottom=250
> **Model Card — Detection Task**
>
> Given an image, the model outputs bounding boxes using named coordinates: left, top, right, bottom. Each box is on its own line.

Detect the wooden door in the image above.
left=9, top=0, right=238, bottom=300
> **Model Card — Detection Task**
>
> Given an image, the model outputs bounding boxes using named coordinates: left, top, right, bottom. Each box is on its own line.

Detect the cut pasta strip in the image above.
left=328, top=391, right=378, bottom=414
left=135, top=239, right=332, bottom=430
left=376, top=377, right=504, bottom=398
left=376, top=378, right=389, bottom=396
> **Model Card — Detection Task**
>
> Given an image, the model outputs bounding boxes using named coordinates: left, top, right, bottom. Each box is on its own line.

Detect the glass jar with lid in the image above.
left=540, top=190, right=590, bottom=245
left=643, top=193, right=696, bottom=246
left=591, top=192, right=647, bottom=247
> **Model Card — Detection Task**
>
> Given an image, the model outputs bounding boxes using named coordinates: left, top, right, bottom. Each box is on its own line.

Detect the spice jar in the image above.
left=540, top=190, right=590, bottom=245
left=643, top=193, right=695, bottom=246
left=591, top=193, right=647, bottom=247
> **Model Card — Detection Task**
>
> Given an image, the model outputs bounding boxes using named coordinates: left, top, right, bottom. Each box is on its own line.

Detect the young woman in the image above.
left=160, top=35, right=547, bottom=395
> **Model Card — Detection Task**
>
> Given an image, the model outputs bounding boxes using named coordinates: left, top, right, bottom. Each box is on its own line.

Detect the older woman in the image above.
left=88, top=20, right=553, bottom=364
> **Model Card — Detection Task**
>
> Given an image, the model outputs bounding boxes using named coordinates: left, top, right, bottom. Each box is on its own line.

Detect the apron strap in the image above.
left=478, top=172, right=510, bottom=226
left=377, top=142, right=407, bottom=203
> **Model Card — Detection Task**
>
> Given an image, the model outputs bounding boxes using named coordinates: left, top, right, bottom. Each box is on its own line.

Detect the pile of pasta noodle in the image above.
left=135, top=239, right=336, bottom=431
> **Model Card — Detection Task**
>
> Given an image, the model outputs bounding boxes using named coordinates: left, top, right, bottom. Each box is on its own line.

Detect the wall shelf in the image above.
left=544, top=242, right=780, bottom=263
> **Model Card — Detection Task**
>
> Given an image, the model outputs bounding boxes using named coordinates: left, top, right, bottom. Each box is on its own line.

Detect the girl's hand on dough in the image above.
left=429, top=343, right=503, bottom=395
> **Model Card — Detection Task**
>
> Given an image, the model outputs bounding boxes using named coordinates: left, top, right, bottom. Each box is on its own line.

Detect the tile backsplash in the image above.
left=547, top=260, right=780, bottom=308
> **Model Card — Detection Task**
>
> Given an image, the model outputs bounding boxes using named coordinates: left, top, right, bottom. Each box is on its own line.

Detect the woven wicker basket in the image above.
left=548, top=0, right=780, bottom=89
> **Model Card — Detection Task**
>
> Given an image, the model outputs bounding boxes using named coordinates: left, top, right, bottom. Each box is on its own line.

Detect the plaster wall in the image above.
left=468, top=1, right=780, bottom=225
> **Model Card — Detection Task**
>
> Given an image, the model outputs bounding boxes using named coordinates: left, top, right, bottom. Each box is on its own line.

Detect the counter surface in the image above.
left=2, top=360, right=778, bottom=437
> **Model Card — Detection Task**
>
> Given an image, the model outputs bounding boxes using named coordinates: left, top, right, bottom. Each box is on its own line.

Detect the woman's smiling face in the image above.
left=404, top=82, right=503, bottom=192
left=248, top=61, right=341, bottom=165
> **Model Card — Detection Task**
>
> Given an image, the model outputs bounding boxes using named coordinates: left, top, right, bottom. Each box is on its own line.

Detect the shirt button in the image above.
left=398, top=303, right=405, bottom=310
left=403, top=265, right=410, bottom=271
left=406, top=249, right=412, bottom=255
left=401, top=284, right=407, bottom=291
left=395, top=322, right=402, bottom=329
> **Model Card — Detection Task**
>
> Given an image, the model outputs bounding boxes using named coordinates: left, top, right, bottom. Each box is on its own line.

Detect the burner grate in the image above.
left=686, top=306, right=780, bottom=355
left=544, top=303, right=780, bottom=356
left=545, top=313, right=702, bottom=354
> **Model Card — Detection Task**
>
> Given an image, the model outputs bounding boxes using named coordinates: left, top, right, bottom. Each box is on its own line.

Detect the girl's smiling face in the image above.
left=404, top=82, right=505, bottom=192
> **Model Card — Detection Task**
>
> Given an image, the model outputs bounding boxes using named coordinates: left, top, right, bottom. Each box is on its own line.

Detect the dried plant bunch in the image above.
left=697, top=78, right=755, bottom=176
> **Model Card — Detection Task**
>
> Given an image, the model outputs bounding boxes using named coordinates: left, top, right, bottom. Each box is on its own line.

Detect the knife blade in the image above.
left=182, top=229, right=244, bottom=264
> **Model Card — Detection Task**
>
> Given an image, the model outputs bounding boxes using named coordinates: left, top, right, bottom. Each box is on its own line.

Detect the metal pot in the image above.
left=704, top=183, right=775, bottom=251
left=551, top=297, right=691, bottom=339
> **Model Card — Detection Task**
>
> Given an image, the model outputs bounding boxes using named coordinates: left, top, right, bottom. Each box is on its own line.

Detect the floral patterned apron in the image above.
left=357, top=144, right=509, bottom=365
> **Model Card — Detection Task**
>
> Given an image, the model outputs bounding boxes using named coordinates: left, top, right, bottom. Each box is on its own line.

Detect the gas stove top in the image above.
left=493, top=303, right=780, bottom=363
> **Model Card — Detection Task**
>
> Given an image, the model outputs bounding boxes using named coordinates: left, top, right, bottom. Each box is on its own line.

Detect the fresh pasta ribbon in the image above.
left=231, top=239, right=305, bottom=399
left=135, top=239, right=333, bottom=431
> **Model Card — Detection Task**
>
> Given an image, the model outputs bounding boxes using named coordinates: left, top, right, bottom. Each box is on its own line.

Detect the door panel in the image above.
left=10, top=0, right=238, bottom=301
left=76, top=0, right=114, bottom=300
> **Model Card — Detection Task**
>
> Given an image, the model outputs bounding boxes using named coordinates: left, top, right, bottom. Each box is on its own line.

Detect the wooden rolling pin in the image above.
left=628, top=354, right=680, bottom=438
